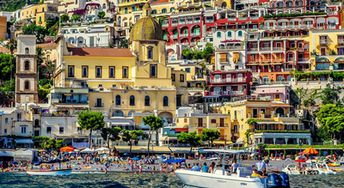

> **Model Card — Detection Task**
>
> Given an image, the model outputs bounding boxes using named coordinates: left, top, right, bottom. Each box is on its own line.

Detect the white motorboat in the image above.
left=26, top=169, right=72, bottom=176
left=175, top=149, right=290, bottom=188
left=282, top=161, right=337, bottom=175
left=282, top=163, right=301, bottom=175
left=314, top=162, right=336, bottom=175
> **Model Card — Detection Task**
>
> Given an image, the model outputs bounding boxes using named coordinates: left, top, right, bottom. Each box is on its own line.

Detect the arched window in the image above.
left=115, top=95, right=121, bottom=105
left=170, top=8, right=175, bottom=12
left=144, top=96, right=150, bottom=106
left=151, top=9, right=157, bottom=14
left=162, top=8, right=167, bottom=13
left=24, top=80, right=30, bottom=90
left=163, top=96, right=169, bottom=107
left=25, top=47, right=29, bottom=54
left=227, top=31, right=232, bottom=37
left=147, top=47, right=153, bottom=59
left=129, top=95, right=135, bottom=106
left=238, top=31, right=243, bottom=37
left=217, top=32, right=221, bottom=38
left=24, top=61, right=30, bottom=70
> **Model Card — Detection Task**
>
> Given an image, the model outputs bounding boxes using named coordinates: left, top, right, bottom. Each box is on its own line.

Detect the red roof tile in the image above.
left=151, top=0, right=169, bottom=5
left=67, top=48, right=134, bottom=57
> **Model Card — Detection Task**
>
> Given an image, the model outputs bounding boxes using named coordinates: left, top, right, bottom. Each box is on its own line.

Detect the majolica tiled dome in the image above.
left=129, top=3, right=162, bottom=41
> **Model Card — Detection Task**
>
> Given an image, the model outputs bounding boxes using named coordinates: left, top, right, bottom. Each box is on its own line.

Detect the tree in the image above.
left=60, top=14, right=69, bottom=23
left=182, top=48, right=193, bottom=59
left=5, top=39, right=17, bottom=54
left=320, top=84, right=340, bottom=105
left=101, top=126, right=122, bottom=152
left=244, top=129, right=252, bottom=145
left=316, top=104, right=344, bottom=142
left=122, top=130, right=143, bottom=155
left=78, top=110, right=105, bottom=148
left=98, top=11, right=105, bottom=19
left=0, top=53, right=15, bottom=81
left=71, top=14, right=81, bottom=22
left=201, top=129, right=220, bottom=147
left=201, top=43, right=214, bottom=61
left=22, top=24, right=49, bottom=43
left=143, top=115, right=163, bottom=155
left=177, top=132, right=201, bottom=153
left=118, top=38, right=128, bottom=48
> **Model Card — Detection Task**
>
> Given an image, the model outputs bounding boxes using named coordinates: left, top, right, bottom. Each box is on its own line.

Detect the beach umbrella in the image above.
left=295, top=159, right=306, bottom=163
left=60, top=146, right=74, bottom=152
left=303, top=147, right=319, bottom=155
left=132, top=157, right=140, bottom=161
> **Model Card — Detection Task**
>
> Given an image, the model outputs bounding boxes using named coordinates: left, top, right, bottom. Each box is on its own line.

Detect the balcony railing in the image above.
left=94, top=103, right=104, bottom=107
left=204, top=91, right=244, bottom=96
left=260, top=47, right=271, bottom=51
left=209, top=78, right=245, bottom=83
left=320, top=39, right=328, bottom=45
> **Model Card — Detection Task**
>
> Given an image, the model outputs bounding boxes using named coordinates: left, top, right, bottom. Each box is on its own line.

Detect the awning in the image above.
left=316, top=57, right=330, bottom=63
left=334, top=57, right=344, bottom=63
left=15, top=139, right=33, bottom=144
left=213, top=140, right=232, bottom=145
left=0, top=151, right=14, bottom=157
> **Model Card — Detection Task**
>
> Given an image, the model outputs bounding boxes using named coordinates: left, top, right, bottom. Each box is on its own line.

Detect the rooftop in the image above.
left=67, top=48, right=134, bottom=57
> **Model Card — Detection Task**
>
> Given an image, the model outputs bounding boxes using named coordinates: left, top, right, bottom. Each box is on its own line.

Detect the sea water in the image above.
left=0, top=172, right=343, bottom=188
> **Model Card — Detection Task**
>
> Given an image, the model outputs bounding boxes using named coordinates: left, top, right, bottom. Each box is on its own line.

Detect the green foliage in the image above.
left=247, top=118, right=258, bottom=125
left=98, top=11, right=106, bottom=19
left=201, top=128, right=220, bottom=146
left=177, top=131, right=201, bottom=148
left=320, top=84, right=340, bottom=105
left=143, top=115, right=163, bottom=149
left=46, top=18, right=59, bottom=36
left=5, top=39, right=17, bottom=54
left=118, top=38, right=129, bottom=48
left=0, top=53, right=15, bottom=80
left=60, top=14, right=69, bottom=23
left=182, top=43, right=214, bottom=61
left=78, top=110, right=105, bottom=148
left=39, top=137, right=64, bottom=150
left=71, top=14, right=81, bottom=22
left=0, top=0, right=40, bottom=11
left=244, top=129, right=252, bottom=145
left=317, top=104, right=344, bottom=141
left=22, top=24, right=49, bottom=43
left=121, top=129, right=143, bottom=154
left=101, top=126, right=122, bottom=150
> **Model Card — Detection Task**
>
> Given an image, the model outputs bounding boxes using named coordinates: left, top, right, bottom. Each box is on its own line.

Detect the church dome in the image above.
left=130, top=16, right=163, bottom=41
left=129, top=2, right=162, bottom=42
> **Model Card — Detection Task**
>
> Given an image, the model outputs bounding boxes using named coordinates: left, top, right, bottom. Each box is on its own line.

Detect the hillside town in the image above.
left=0, top=0, right=343, bottom=157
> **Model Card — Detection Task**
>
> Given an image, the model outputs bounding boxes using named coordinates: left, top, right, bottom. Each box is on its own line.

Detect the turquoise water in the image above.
left=0, top=172, right=343, bottom=187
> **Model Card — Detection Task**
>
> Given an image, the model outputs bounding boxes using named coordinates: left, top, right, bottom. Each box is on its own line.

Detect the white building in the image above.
left=61, top=23, right=115, bottom=47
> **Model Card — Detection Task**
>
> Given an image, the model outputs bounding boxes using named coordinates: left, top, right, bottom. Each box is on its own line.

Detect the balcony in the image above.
left=209, top=78, right=245, bottom=84
left=298, top=58, right=310, bottom=64
left=338, top=39, right=344, bottom=45
left=273, top=47, right=284, bottom=51
left=260, top=47, right=271, bottom=51
left=94, top=103, right=104, bottom=108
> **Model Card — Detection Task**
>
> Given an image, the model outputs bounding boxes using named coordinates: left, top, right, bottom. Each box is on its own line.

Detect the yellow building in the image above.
left=308, top=30, right=344, bottom=71
left=218, top=99, right=304, bottom=144
left=53, top=3, right=177, bottom=124
left=20, top=3, right=58, bottom=27
left=175, top=113, right=231, bottom=143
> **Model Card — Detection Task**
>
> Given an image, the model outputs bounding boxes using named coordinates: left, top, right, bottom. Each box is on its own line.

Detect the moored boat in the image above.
left=26, top=169, right=72, bottom=176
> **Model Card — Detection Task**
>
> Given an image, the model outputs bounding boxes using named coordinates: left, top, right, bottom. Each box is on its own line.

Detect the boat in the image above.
left=282, top=163, right=302, bottom=175
left=72, top=170, right=107, bottom=174
left=26, top=169, right=72, bottom=176
left=175, top=149, right=290, bottom=188
left=282, top=161, right=336, bottom=175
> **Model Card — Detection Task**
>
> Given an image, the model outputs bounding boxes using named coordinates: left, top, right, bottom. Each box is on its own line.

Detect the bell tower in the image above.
left=15, top=35, right=38, bottom=104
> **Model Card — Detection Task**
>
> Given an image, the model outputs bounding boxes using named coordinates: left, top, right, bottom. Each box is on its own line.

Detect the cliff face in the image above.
left=0, top=0, right=40, bottom=12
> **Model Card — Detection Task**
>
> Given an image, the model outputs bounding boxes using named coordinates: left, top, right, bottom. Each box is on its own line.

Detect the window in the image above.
left=21, top=126, right=27, bottom=134
left=24, top=61, right=30, bottom=70
left=147, top=47, right=153, bottom=59
left=180, top=74, right=185, bottom=82
left=211, top=119, right=216, bottom=123
left=109, top=66, right=115, bottom=78
left=115, top=95, right=121, bottom=105
left=144, top=96, right=150, bottom=106
left=59, top=127, right=64, bottom=134
left=163, top=96, right=169, bottom=106
left=227, top=31, right=232, bottom=37
left=150, top=64, right=157, bottom=78
left=25, top=47, right=29, bottom=54
left=5, top=118, right=8, bottom=124
left=24, top=80, right=30, bottom=90
left=162, top=8, right=167, bottom=13
left=185, top=68, right=191, bottom=73
left=129, top=95, right=135, bottom=106
left=238, top=31, right=243, bottom=37
left=171, top=73, right=175, bottom=81
left=17, top=113, right=22, bottom=121
left=4, top=129, right=7, bottom=134
left=96, top=98, right=102, bottom=107
left=122, top=66, right=128, bottom=78
left=68, top=65, right=75, bottom=77
left=95, top=66, right=102, bottom=78
left=217, top=32, right=221, bottom=38
left=82, top=66, right=88, bottom=78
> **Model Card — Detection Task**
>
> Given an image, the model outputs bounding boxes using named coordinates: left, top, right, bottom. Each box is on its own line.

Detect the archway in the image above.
left=275, top=107, right=284, bottom=117
left=158, top=112, right=173, bottom=125
left=112, top=110, right=124, bottom=117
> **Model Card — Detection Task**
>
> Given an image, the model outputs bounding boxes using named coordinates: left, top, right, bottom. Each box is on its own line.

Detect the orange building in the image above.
left=0, top=16, right=7, bottom=40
